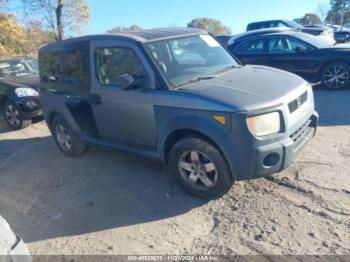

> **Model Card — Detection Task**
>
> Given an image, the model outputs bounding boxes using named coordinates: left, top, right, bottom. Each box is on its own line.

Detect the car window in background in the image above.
left=0, top=60, right=36, bottom=79
left=147, top=34, right=239, bottom=88
left=268, top=37, right=310, bottom=53
left=277, top=22, right=289, bottom=28
left=94, top=47, right=146, bottom=86
left=235, top=38, right=265, bottom=54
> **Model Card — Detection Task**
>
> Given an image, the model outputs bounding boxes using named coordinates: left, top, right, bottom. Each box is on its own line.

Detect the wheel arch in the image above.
left=319, top=60, right=350, bottom=88
left=0, top=95, right=9, bottom=108
left=319, top=59, right=350, bottom=75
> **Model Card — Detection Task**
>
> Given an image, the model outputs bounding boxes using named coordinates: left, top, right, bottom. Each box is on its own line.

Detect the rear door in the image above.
left=89, top=40, right=157, bottom=150
left=231, top=37, right=270, bottom=65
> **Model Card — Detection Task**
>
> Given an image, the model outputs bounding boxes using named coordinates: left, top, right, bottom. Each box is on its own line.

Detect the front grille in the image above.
left=290, top=119, right=312, bottom=143
left=288, top=91, right=308, bottom=114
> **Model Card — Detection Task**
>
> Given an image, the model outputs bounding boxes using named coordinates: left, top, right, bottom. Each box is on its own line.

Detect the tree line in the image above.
left=1, top=0, right=350, bottom=58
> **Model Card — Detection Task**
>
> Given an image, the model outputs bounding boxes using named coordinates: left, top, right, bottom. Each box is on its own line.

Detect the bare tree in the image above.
left=22, top=0, right=90, bottom=41
left=317, top=3, right=329, bottom=22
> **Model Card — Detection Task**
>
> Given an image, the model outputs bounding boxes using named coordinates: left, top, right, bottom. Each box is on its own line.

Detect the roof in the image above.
left=247, top=19, right=289, bottom=25
left=40, top=27, right=206, bottom=53
left=227, top=27, right=296, bottom=46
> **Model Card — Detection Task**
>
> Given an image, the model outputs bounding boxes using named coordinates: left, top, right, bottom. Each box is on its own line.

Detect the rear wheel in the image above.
left=52, top=115, right=87, bottom=157
left=169, top=136, right=234, bottom=200
left=2, top=100, right=31, bottom=130
left=321, top=62, right=350, bottom=90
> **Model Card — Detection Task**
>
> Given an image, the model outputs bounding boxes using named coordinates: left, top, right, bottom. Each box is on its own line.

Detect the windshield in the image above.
left=0, top=59, right=38, bottom=79
left=294, top=32, right=332, bottom=48
left=146, top=35, right=239, bottom=88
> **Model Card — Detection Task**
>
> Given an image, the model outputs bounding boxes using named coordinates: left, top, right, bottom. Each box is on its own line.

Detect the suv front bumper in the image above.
left=220, top=111, right=319, bottom=181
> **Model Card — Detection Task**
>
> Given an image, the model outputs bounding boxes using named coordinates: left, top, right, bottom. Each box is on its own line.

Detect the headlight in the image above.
left=15, top=87, right=39, bottom=97
left=246, top=112, right=281, bottom=137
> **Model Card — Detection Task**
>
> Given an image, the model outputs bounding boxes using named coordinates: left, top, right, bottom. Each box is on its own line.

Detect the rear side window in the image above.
left=268, top=37, right=310, bottom=53
left=234, top=38, right=265, bottom=54
left=39, top=52, right=61, bottom=83
left=64, top=42, right=90, bottom=86
left=94, top=47, right=146, bottom=86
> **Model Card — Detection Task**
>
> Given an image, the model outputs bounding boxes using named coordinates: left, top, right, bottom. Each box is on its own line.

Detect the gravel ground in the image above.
left=0, top=88, right=349, bottom=255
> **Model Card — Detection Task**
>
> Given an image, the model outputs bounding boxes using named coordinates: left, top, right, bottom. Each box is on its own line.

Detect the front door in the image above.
left=264, top=36, right=318, bottom=81
left=89, top=40, right=157, bottom=150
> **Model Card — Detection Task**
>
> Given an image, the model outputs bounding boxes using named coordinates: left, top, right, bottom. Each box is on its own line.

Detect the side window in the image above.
left=269, top=37, right=289, bottom=53
left=268, top=37, right=309, bottom=53
left=39, top=52, right=61, bottom=83
left=277, top=22, right=289, bottom=28
left=64, top=42, right=90, bottom=85
left=287, top=38, right=310, bottom=51
left=234, top=38, right=265, bottom=54
left=94, top=47, right=146, bottom=86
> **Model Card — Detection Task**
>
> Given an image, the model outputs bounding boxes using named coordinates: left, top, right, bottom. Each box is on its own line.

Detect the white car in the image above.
left=0, top=216, right=31, bottom=262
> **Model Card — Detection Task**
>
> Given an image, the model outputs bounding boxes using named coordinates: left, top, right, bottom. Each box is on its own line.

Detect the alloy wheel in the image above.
left=323, top=64, right=349, bottom=89
left=5, top=104, right=20, bottom=128
left=55, top=124, right=72, bottom=152
left=178, top=150, right=218, bottom=190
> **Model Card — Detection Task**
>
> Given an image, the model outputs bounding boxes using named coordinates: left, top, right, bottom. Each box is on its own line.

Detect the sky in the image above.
left=86, top=0, right=330, bottom=35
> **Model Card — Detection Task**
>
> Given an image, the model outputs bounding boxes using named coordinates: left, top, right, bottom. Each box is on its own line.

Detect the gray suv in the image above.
left=38, top=28, right=318, bottom=199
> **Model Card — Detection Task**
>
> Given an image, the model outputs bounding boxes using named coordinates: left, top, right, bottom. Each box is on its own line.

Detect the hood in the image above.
left=180, top=65, right=307, bottom=112
left=0, top=74, right=40, bottom=90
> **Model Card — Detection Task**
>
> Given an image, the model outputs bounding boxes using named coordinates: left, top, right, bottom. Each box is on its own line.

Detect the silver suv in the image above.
left=39, top=28, right=318, bottom=199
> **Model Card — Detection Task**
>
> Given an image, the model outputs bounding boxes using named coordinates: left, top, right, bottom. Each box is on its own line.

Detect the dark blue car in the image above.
left=228, top=30, right=350, bottom=90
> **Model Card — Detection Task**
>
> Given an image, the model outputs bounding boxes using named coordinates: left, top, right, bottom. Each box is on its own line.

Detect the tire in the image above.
left=2, top=100, right=31, bottom=130
left=169, top=136, right=234, bottom=200
left=321, top=62, right=350, bottom=90
left=51, top=115, right=87, bottom=157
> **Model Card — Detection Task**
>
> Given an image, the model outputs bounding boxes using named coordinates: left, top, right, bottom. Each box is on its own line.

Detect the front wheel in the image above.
left=2, top=100, right=31, bottom=130
left=169, top=136, right=234, bottom=200
left=321, top=62, right=350, bottom=90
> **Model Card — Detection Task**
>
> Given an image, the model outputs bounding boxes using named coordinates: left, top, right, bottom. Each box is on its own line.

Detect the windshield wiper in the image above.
left=175, top=76, right=216, bottom=88
left=214, top=65, right=241, bottom=75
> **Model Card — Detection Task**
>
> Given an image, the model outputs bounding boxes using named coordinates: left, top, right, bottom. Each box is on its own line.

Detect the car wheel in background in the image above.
left=169, top=136, right=234, bottom=200
left=52, top=115, right=87, bottom=157
left=321, top=62, right=350, bottom=90
left=2, top=100, right=31, bottom=130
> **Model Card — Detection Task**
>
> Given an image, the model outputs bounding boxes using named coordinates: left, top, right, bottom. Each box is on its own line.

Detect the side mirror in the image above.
left=295, top=46, right=308, bottom=54
left=119, top=74, right=148, bottom=90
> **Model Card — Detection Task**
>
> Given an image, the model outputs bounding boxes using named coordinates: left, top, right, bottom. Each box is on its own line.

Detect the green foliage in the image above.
left=0, top=13, right=54, bottom=58
left=294, top=13, right=322, bottom=25
left=187, top=18, right=232, bottom=36
left=0, top=13, right=28, bottom=57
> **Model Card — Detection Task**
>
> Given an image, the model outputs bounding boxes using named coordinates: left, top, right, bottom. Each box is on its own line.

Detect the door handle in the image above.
left=89, top=94, right=102, bottom=105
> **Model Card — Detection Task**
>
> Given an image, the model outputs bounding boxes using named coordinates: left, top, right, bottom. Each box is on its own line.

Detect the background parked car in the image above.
left=228, top=30, right=350, bottom=90
left=0, top=57, right=42, bottom=130
left=246, top=19, right=334, bottom=42
left=214, top=35, right=232, bottom=47
left=333, top=26, right=350, bottom=43
left=0, top=215, right=31, bottom=261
